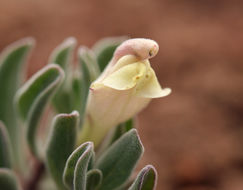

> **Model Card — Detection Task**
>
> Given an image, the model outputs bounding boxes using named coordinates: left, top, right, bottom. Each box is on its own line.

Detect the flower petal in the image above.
left=136, top=67, right=171, bottom=98
left=102, top=62, right=146, bottom=90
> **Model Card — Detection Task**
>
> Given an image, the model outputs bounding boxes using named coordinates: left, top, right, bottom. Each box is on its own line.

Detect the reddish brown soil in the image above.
left=1, top=0, right=243, bottom=189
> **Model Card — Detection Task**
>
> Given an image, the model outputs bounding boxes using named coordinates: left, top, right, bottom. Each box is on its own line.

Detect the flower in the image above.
left=78, top=38, right=171, bottom=146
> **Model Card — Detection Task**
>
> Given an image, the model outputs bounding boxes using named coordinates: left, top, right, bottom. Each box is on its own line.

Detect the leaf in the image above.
left=86, top=169, right=102, bottom=190
left=79, top=47, right=100, bottom=82
left=128, top=165, right=157, bottom=190
left=95, top=129, right=144, bottom=190
left=97, top=118, right=135, bottom=154
left=63, top=142, right=94, bottom=189
left=73, top=143, right=94, bottom=190
left=0, top=38, right=34, bottom=163
left=46, top=111, right=79, bottom=190
left=49, top=37, right=76, bottom=70
left=78, top=47, right=100, bottom=120
left=0, top=121, right=12, bottom=168
left=0, top=168, right=20, bottom=190
left=15, top=64, right=65, bottom=156
left=92, top=36, right=127, bottom=71
left=70, top=70, right=83, bottom=114
left=109, top=118, right=134, bottom=145
left=49, top=37, right=77, bottom=113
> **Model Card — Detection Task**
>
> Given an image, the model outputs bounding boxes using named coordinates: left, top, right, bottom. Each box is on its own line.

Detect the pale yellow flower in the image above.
left=79, top=38, right=171, bottom=146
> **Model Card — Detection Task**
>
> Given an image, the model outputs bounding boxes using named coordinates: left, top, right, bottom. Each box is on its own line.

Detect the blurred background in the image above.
left=1, top=0, right=243, bottom=189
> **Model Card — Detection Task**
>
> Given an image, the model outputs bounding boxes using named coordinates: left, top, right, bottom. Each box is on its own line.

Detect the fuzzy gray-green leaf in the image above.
left=0, top=169, right=20, bottom=190
left=92, top=36, right=127, bottom=71
left=0, top=38, right=34, bottom=163
left=49, top=37, right=76, bottom=70
left=70, top=70, right=83, bottom=114
left=109, top=118, right=135, bottom=146
left=86, top=169, right=102, bottom=190
left=49, top=37, right=76, bottom=113
left=128, top=165, right=157, bottom=190
left=78, top=47, right=100, bottom=120
left=63, top=142, right=93, bottom=189
left=73, top=144, right=94, bottom=190
left=98, top=118, right=135, bottom=154
left=0, top=121, right=12, bottom=168
left=15, top=64, right=64, bottom=156
left=95, top=129, right=144, bottom=190
left=46, top=111, right=79, bottom=190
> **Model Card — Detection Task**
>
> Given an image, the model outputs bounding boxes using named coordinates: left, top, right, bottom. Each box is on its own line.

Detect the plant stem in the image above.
left=25, top=160, right=45, bottom=190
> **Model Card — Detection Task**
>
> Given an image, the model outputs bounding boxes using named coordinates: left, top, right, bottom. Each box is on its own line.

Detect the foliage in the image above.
left=0, top=37, right=158, bottom=190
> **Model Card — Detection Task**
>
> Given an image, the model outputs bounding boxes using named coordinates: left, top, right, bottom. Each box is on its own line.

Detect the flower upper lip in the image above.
left=148, top=44, right=159, bottom=58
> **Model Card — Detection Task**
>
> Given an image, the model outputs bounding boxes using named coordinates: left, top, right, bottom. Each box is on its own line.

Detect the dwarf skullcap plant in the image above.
left=0, top=37, right=171, bottom=190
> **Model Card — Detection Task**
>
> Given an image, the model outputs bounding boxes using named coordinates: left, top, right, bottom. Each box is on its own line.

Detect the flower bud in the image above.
left=79, top=38, right=171, bottom=146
